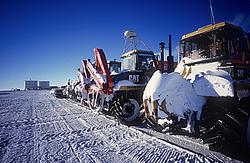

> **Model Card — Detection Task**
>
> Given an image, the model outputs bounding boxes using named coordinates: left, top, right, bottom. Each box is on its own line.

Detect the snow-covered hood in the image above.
left=113, top=80, right=145, bottom=91
left=143, top=57, right=236, bottom=120
left=175, top=57, right=234, bottom=97
left=143, top=70, right=206, bottom=119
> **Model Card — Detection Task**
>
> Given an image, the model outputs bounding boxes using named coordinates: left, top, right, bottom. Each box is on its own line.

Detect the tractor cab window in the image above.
left=137, top=54, right=155, bottom=71
left=182, top=34, right=224, bottom=60
left=227, top=28, right=248, bottom=60
left=121, top=55, right=136, bottom=71
left=121, top=53, right=155, bottom=72
left=109, top=62, right=121, bottom=74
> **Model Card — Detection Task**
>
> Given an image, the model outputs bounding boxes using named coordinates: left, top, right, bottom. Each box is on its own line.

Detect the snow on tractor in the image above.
left=67, top=31, right=158, bottom=125
left=143, top=22, right=250, bottom=148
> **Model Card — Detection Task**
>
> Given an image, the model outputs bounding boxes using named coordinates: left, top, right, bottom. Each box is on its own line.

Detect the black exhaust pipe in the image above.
left=167, top=35, right=174, bottom=73
left=159, top=42, right=165, bottom=72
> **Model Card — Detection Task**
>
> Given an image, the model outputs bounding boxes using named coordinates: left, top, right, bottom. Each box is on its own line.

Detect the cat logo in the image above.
left=129, top=74, right=140, bottom=83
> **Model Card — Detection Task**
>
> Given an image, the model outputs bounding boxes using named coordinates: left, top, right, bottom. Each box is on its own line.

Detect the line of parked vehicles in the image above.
left=51, top=22, right=250, bottom=150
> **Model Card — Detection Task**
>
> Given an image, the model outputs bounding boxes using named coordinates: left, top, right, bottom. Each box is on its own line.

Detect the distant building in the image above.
left=38, top=81, right=50, bottom=90
left=25, top=80, right=38, bottom=90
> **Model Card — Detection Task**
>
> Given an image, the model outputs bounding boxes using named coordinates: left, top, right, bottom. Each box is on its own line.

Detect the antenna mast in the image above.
left=210, top=0, right=216, bottom=25
left=123, top=31, right=137, bottom=53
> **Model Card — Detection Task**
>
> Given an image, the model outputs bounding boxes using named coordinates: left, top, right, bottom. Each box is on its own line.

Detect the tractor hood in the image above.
left=112, top=70, right=149, bottom=85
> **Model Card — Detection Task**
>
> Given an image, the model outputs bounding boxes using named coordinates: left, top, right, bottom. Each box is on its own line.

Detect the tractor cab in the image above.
left=179, top=22, right=250, bottom=80
left=121, top=50, right=156, bottom=73
left=180, top=22, right=250, bottom=65
left=113, top=31, right=157, bottom=85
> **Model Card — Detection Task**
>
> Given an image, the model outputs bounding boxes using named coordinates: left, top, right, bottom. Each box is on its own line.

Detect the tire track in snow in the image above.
left=35, top=94, right=82, bottom=162
left=62, top=99, right=231, bottom=162
left=56, top=99, right=217, bottom=161
left=0, top=91, right=37, bottom=162
left=53, top=98, right=130, bottom=162
left=0, top=91, right=236, bottom=162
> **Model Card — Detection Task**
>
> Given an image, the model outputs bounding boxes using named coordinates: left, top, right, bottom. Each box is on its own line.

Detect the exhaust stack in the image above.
left=167, top=35, right=174, bottom=73
left=159, top=42, right=165, bottom=72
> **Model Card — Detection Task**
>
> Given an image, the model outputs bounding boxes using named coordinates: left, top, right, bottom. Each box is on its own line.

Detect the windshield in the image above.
left=109, top=63, right=121, bottom=74
left=121, top=55, right=136, bottom=71
left=181, top=34, right=224, bottom=60
left=137, top=54, right=155, bottom=71
left=121, top=53, right=155, bottom=71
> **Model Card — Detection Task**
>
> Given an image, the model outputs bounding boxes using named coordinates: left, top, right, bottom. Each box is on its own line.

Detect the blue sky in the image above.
left=0, top=0, right=250, bottom=90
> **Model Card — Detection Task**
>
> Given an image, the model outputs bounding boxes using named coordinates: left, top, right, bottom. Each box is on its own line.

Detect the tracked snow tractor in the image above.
left=76, top=31, right=158, bottom=124
left=143, top=22, right=250, bottom=147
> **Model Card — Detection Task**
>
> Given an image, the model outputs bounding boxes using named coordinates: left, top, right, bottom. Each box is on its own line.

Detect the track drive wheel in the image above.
left=112, top=98, right=142, bottom=125
left=122, top=99, right=140, bottom=122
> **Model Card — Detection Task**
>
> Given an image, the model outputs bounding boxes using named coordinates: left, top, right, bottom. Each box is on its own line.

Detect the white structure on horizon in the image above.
left=25, top=80, right=38, bottom=90
left=38, top=81, right=50, bottom=90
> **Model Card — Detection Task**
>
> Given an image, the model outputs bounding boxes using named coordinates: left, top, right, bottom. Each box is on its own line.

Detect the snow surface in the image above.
left=0, top=90, right=224, bottom=162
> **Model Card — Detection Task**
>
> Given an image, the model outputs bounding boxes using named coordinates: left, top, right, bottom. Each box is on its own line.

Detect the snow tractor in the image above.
left=77, top=31, right=158, bottom=124
left=143, top=22, right=250, bottom=148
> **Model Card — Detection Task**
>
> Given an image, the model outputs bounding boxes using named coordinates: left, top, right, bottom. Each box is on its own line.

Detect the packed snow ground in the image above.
left=0, top=90, right=237, bottom=162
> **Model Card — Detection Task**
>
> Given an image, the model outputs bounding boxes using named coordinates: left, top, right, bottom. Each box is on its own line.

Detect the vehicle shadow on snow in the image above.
left=143, top=120, right=250, bottom=162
